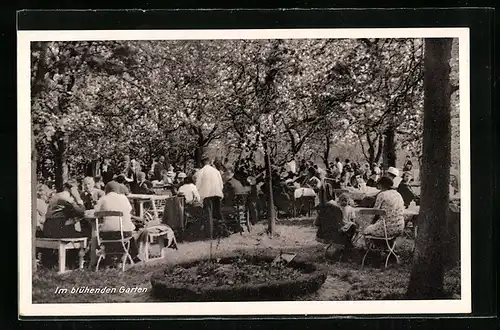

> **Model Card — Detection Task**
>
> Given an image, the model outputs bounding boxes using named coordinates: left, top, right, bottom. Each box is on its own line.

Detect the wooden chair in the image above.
left=293, top=196, right=316, bottom=217
left=361, top=210, right=400, bottom=268
left=333, top=189, right=350, bottom=196
left=235, top=193, right=251, bottom=233
left=94, top=211, right=134, bottom=272
left=222, top=193, right=251, bottom=234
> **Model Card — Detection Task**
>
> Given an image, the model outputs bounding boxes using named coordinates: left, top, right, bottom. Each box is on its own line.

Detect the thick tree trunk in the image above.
left=406, top=38, right=453, bottom=299
left=264, top=142, right=276, bottom=235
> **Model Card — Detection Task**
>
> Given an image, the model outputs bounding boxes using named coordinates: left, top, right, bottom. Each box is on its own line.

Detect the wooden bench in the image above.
left=35, top=237, right=88, bottom=274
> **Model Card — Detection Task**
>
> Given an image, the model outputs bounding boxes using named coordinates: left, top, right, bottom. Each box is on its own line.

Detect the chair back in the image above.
left=94, top=210, right=125, bottom=245
left=333, top=189, right=350, bottom=197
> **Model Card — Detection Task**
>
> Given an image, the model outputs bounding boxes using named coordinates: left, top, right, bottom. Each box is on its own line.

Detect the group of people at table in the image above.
left=35, top=153, right=459, bottom=268
left=35, top=154, right=258, bottom=267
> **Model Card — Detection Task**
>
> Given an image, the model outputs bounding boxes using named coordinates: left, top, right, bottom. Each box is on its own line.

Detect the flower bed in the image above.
left=150, top=252, right=327, bottom=301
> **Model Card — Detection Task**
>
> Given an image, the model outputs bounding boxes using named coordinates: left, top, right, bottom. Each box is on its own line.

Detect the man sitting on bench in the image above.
left=39, top=180, right=89, bottom=268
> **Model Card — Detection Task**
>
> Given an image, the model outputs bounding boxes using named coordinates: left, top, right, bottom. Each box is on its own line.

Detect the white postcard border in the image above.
left=18, top=27, right=471, bottom=316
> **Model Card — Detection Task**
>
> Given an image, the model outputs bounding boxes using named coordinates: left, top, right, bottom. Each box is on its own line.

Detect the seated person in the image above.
left=314, top=197, right=356, bottom=251
left=94, top=181, right=145, bottom=262
left=177, top=176, right=203, bottom=225
left=81, top=176, right=105, bottom=210
left=178, top=175, right=201, bottom=205
left=336, top=193, right=358, bottom=239
left=113, top=174, right=131, bottom=195
left=152, top=169, right=175, bottom=193
left=173, top=172, right=187, bottom=190
left=135, top=171, right=154, bottom=195
left=94, top=176, right=106, bottom=190
left=36, top=184, right=51, bottom=237
left=397, top=171, right=420, bottom=208
left=222, top=167, right=247, bottom=212
left=43, top=180, right=88, bottom=239
left=363, top=176, right=405, bottom=238
left=347, top=172, right=379, bottom=201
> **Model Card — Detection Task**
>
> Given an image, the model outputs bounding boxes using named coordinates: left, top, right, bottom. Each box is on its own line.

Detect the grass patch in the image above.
left=32, top=223, right=460, bottom=303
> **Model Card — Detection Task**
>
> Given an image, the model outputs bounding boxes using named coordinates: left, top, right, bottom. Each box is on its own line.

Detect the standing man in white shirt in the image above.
left=195, top=156, right=224, bottom=239
left=335, top=157, right=343, bottom=175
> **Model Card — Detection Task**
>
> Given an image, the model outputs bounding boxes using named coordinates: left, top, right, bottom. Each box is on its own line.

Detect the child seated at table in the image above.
left=337, top=193, right=357, bottom=236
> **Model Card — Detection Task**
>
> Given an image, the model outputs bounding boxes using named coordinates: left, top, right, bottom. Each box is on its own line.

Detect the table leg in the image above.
left=158, top=236, right=165, bottom=258
left=78, top=248, right=85, bottom=270
left=89, top=220, right=98, bottom=270
left=152, top=198, right=159, bottom=221
left=139, top=201, right=144, bottom=219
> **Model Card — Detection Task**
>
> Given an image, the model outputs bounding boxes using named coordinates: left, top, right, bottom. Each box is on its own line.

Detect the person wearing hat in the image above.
left=196, top=155, right=225, bottom=238
left=42, top=180, right=88, bottom=239
left=386, top=166, right=402, bottom=189
left=363, top=176, right=405, bottom=238
left=173, top=172, right=187, bottom=189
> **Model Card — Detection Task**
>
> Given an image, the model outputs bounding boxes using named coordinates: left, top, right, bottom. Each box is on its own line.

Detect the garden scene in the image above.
left=31, top=37, right=461, bottom=303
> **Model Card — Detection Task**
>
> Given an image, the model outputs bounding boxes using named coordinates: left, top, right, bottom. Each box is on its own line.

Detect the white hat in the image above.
left=387, top=167, right=400, bottom=177
left=177, top=172, right=187, bottom=179
left=392, top=176, right=402, bottom=188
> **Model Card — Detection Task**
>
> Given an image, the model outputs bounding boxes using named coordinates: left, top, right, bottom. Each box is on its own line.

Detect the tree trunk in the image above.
left=374, top=134, right=383, bottom=164
left=382, top=126, right=396, bottom=169
left=194, top=147, right=203, bottom=169
left=406, top=38, right=453, bottom=299
left=53, top=136, right=68, bottom=191
left=31, top=129, right=38, bottom=272
left=194, top=131, right=205, bottom=169
left=323, top=134, right=331, bottom=169
left=264, top=142, right=276, bottom=236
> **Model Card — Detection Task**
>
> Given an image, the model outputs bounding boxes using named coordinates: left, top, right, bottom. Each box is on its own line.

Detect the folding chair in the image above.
left=362, top=216, right=400, bottom=268
left=94, top=211, right=134, bottom=272
left=234, top=193, right=251, bottom=233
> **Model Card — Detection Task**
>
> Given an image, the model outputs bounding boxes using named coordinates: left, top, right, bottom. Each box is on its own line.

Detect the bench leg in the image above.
left=158, top=237, right=165, bottom=258
left=58, top=243, right=66, bottom=274
left=78, top=248, right=85, bottom=270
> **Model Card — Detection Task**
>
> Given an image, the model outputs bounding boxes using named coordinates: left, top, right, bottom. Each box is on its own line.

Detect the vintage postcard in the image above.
left=18, top=27, right=470, bottom=316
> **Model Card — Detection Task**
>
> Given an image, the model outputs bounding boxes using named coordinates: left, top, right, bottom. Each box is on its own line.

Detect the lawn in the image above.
left=32, top=218, right=461, bottom=303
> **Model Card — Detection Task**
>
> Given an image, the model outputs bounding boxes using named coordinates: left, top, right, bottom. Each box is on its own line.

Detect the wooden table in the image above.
left=127, top=194, right=171, bottom=220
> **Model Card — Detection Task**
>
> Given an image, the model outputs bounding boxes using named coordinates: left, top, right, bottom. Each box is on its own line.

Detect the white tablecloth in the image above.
left=294, top=188, right=316, bottom=199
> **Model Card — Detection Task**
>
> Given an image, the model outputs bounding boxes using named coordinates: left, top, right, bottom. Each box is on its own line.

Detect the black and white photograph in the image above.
left=18, top=27, right=470, bottom=316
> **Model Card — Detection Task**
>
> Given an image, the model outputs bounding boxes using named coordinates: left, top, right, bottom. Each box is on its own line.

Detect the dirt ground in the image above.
left=32, top=218, right=461, bottom=303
